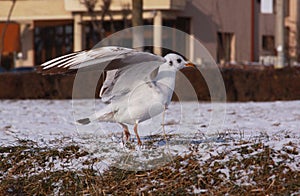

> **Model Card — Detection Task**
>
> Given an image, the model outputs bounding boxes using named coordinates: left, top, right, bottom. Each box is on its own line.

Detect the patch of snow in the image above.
left=191, top=186, right=208, bottom=194
left=0, top=100, right=299, bottom=172
left=216, top=168, right=230, bottom=179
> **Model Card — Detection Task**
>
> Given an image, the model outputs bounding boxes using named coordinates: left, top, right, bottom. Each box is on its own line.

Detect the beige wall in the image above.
left=0, top=0, right=71, bottom=21
left=64, top=0, right=185, bottom=12
left=285, top=0, right=300, bottom=60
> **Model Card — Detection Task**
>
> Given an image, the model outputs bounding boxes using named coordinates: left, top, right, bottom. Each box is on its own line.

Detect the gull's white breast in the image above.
left=112, top=80, right=173, bottom=124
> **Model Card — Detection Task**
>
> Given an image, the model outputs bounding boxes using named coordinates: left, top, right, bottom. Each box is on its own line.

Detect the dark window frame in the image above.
left=34, top=20, right=73, bottom=65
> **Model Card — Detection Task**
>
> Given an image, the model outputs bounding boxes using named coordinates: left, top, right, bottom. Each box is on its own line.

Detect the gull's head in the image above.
left=163, top=53, right=195, bottom=71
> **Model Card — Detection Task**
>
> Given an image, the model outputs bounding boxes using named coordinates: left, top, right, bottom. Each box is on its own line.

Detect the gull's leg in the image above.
left=133, top=121, right=142, bottom=145
left=162, top=105, right=166, bottom=136
left=162, top=105, right=172, bottom=158
left=119, top=123, right=130, bottom=141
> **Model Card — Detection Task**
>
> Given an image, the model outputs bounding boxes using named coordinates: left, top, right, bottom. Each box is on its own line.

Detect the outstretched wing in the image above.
left=37, top=46, right=164, bottom=75
left=37, top=46, right=165, bottom=103
left=100, top=60, right=163, bottom=103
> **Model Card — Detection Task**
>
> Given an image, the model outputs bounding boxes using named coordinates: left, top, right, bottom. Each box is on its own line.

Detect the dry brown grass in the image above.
left=0, top=139, right=299, bottom=195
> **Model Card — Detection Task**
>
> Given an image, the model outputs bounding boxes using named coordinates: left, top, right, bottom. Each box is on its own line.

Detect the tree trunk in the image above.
left=132, top=0, right=143, bottom=27
left=131, top=0, right=144, bottom=50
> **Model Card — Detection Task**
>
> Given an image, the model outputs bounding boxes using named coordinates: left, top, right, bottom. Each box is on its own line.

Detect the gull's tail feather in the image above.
left=77, top=109, right=116, bottom=125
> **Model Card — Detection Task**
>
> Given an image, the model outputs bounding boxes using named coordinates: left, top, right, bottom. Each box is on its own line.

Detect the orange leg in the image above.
left=133, top=122, right=142, bottom=145
left=119, top=123, right=130, bottom=141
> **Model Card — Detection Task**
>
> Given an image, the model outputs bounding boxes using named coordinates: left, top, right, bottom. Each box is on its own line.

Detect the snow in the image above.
left=0, top=100, right=299, bottom=172
left=191, top=186, right=208, bottom=194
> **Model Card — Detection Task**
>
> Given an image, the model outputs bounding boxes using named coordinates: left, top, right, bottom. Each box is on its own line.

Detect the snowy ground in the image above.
left=0, top=100, right=299, bottom=194
left=0, top=100, right=299, bottom=171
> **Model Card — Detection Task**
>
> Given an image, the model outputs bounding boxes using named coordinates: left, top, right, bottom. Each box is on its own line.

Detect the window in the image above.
left=217, top=32, right=235, bottom=63
left=83, top=20, right=141, bottom=50
left=262, top=35, right=275, bottom=53
left=34, top=21, right=73, bottom=65
left=84, top=22, right=102, bottom=50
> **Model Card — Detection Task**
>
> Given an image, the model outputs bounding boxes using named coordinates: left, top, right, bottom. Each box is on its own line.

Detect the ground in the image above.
left=0, top=100, right=299, bottom=195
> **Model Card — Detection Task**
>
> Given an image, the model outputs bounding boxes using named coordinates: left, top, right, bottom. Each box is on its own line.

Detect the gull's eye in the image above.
left=176, top=58, right=182, bottom=63
left=169, top=61, right=173, bottom=66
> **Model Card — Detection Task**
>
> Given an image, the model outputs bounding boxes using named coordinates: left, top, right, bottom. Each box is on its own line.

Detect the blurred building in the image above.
left=0, top=0, right=299, bottom=69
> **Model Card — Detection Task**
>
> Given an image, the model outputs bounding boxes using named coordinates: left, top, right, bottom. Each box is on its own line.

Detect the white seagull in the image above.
left=38, top=46, right=195, bottom=145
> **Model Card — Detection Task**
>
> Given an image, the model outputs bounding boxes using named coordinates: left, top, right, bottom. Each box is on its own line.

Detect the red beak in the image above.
left=185, top=62, right=196, bottom=68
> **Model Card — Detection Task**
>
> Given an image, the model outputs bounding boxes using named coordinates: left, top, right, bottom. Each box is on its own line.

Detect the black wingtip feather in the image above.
left=77, top=118, right=91, bottom=125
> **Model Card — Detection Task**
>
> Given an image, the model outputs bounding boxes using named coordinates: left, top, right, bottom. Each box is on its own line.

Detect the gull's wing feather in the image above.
left=37, top=46, right=164, bottom=75
left=100, top=60, right=164, bottom=103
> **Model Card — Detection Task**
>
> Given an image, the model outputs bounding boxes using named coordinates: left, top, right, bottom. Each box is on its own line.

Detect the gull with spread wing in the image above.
left=38, top=46, right=195, bottom=145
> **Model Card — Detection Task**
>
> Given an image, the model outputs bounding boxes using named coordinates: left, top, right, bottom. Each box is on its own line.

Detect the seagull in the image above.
left=38, top=46, right=195, bottom=145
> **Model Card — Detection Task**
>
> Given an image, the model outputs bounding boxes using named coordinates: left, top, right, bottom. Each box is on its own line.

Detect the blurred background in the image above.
left=0, top=0, right=299, bottom=100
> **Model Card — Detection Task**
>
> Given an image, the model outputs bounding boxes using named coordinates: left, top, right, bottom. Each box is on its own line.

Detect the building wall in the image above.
left=0, top=0, right=72, bottom=67
left=0, top=0, right=71, bottom=21
left=180, top=0, right=299, bottom=64
left=285, top=0, right=300, bottom=62
left=0, top=0, right=299, bottom=67
left=258, top=0, right=300, bottom=63
left=180, top=0, right=253, bottom=63
left=259, top=11, right=276, bottom=55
